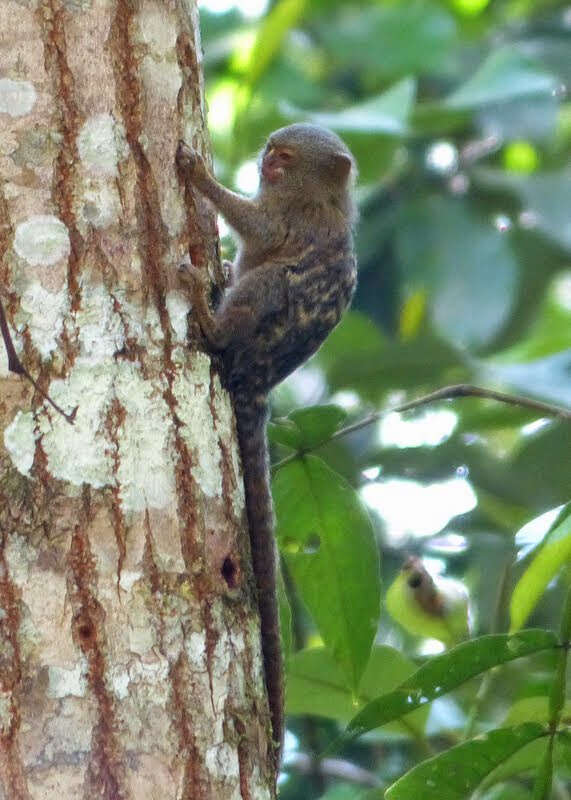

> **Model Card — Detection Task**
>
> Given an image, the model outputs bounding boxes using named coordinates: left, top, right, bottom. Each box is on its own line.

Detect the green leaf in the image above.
left=385, top=724, right=547, bottom=800
left=446, top=47, right=557, bottom=109
left=240, top=0, right=307, bottom=91
left=273, top=455, right=380, bottom=689
left=302, top=78, right=416, bottom=135
left=287, top=645, right=428, bottom=737
left=510, top=504, right=571, bottom=632
left=267, top=418, right=302, bottom=450
left=480, top=785, right=532, bottom=800
left=347, top=631, right=557, bottom=738
left=503, top=696, right=571, bottom=726
left=288, top=405, right=347, bottom=448
left=478, top=738, right=550, bottom=794
left=480, top=736, right=560, bottom=797
left=396, top=196, right=519, bottom=349
left=412, top=101, right=471, bottom=136
left=287, top=647, right=354, bottom=720
left=268, top=405, right=347, bottom=451
left=531, top=739, right=554, bottom=800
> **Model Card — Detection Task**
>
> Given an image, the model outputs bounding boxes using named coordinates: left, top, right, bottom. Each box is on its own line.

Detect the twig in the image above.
left=0, top=295, right=22, bottom=375
left=271, top=383, right=570, bottom=472
left=0, top=297, right=76, bottom=425
left=390, top=384, right=570, bottom=420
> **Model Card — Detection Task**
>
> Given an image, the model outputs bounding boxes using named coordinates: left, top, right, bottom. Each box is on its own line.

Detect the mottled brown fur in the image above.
left=176, top=123, right=357, bottom=777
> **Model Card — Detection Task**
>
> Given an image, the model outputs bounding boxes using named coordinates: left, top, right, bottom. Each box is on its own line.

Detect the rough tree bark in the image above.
left=0, top=1, right=276, bottom=797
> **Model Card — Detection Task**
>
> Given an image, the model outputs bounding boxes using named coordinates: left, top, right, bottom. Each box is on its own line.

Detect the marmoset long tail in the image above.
left=234, top=393, right=283, bottom=768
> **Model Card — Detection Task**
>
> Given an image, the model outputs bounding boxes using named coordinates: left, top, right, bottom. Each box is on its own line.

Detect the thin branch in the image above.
left=0, top=294, right=23, bottom=375
left=0, top=297, right=76, bottom=425
left=271, top=383, right=570, bottom=472
left=389, top=384, right=571, bottom=421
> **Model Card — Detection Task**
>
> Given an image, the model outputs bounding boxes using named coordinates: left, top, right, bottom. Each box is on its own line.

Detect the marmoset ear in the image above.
left=331, top=152, right=353, bottom=182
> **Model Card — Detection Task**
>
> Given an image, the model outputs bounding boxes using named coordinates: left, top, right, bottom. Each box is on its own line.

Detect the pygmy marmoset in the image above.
left=176, top=123, right=358, bottom=774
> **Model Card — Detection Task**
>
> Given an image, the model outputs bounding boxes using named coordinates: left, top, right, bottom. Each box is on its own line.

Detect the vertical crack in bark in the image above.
left=171, top=652, right=207, bottom=800
left=33, top=433, right=56, bottom=493
left=175, top=31, right=220, bottom=278
left=235, top=717, right=253, bottom=800
left=221, top=613, right=258, bottom=800
left=108, top=6, right=206, bottom=579
left=109, top=293, right=145, bottom=365
left=0, top=183, right=14, bottom=285
left=174, top=19, right=205, bottom=133
left=201, top=368, right=241, bottom=716
left=142, top=508, right=167, bottom=656
left=229, top=612, right=271, bottom=799
left=203, top=601, right=217, bottom=717
left=37, top=0, right=85, bottom=318
left=166, top=403, right=220, bottom=734
left=143, top=513, right=205, bottom=797
left=142, top=509, right=160, bottom=596
left=109, top=0, right=171, bottom=345
left=208, top=365, right=241, bottom=534
left=162, top=390, right=222, bottom=762
left=67, top=487, right=127, bottom=800
left=104, top=397, right=128, bottom=590
left=160, top=383, right=204, bottom=586
left=0, top=536, right=31, bottom=800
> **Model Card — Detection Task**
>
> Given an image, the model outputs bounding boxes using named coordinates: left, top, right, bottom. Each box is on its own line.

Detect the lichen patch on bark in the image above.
left=77, top=114, right=128, bottom=177
left=13, top=215, right=70, bottom=267
left=17, top=282, right=68, bottom=359
left=3, top=278, right=242, bottom=517
left=0, top=78, right=37, bottom=117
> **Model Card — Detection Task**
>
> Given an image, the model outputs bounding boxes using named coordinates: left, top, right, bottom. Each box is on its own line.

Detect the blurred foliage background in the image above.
left=197, top=0, right=571, bottom=797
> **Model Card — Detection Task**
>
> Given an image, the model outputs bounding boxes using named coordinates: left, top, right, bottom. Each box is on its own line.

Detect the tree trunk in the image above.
left=0, top=1, right=275, bottom=797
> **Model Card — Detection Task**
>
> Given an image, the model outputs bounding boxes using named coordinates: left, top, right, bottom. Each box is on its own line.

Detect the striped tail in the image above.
left=234, top=392, right=283, bottom=770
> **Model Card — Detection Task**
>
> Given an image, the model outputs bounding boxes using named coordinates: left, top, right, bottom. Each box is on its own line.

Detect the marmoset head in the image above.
left=258, top=123, right=356, bottom=216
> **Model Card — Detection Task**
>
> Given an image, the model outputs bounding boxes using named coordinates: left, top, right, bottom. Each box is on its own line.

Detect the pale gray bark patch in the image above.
left=0, top=78, right=36, bottom=116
